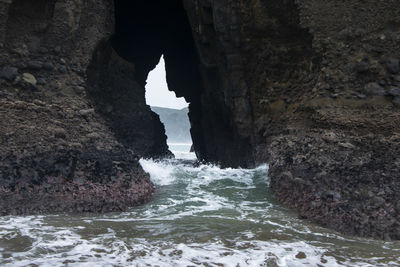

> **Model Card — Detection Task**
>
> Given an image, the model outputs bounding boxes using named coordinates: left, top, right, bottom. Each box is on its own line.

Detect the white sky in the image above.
left=145, top=56, right=188, bottom=109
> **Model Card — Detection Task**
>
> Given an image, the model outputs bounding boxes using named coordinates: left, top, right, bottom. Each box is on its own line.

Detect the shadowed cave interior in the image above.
left=87, top=0, right=255, bottom=166
left=112, top=0, right=205, bottom=159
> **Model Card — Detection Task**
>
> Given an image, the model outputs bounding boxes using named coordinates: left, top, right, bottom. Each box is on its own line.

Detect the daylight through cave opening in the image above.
left=112, top=0, right=204, bottom=158
left=145, top=56, right=193, bottom=155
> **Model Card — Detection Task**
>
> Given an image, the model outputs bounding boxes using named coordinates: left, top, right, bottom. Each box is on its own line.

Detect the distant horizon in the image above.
left=145, top=56, right=189, bottom=109
left=151, top=105, right=188, bottom=111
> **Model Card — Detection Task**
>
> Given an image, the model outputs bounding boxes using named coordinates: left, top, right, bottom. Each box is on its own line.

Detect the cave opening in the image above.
left=145, top=55, right=194, bottom=157
left=111, top=0, right=205, bottom=159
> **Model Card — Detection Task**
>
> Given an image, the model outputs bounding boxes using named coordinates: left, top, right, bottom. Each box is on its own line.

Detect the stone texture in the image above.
left=1, top=0, right=400, bottom=241
left=0, top=0, right=159, bottom=215
left=184, top=0, right=400, bottom=239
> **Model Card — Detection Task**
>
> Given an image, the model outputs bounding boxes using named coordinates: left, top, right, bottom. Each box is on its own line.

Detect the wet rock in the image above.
left=388, top=87, right=400, bottom=97
left=36, top=78, right=46, bottom=85
left=294, top=177, right=307, bottom=185
left=79, top=108, right=95, bottom=117
left=87, top=132, right=100, bottom=140
left=27, top=61, right=43, bottom=70
left=58, top=66, right=67, bottom=74
left=338, top=142, right=356, bottom=149
left=73, top=68, right=85, bottom=76
left=364, top=82, right=386, bottom=96
left=15, top=62, right=27, bottom=69
left=53, top=128, right=67, bottom=139
left=265, top=258, right=279, bottom=267
left=295, top=252, right=307, bottom=259
left=303, top=74, right=314, bottom=83
left=355, top=61, right=369, bottom=73
left=393, top=97, right=400, bottom=106
left=33, top=99, right=45, bottom=106
left=0, top=66, right=18, bottom=81
left=73, top=86, right=85, bottom=94
left=323, top=190, right=341, bottom=200
left=372, top=196, right=385, bottom=206
left=357, top=94, right=367, bottom=99
left=38, top=47, right=48, bottom=54
left=22, top=73, right=37, bottom=85
left=387, top=58, right=399, bottom=74
left=43, top=62, right=54, bottom=71
left=54, top=46, right=61, bottom=54
left=395, top=200, right=400, bottom=213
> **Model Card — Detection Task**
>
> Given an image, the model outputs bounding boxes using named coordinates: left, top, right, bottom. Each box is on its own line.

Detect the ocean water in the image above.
left=0, top=145, right=399, bottom=266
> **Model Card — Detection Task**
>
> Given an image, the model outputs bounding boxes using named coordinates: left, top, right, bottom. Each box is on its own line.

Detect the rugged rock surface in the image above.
left=0, top=0, right=165, bottom=214
left=1, top=0, right=400, bottom=240
left=183, top=0, right=400, bottom=239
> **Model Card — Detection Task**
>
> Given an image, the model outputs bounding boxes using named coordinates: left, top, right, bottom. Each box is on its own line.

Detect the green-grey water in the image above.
left=0, top=144, right=399, bottom=266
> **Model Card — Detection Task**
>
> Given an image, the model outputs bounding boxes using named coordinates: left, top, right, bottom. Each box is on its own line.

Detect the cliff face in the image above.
left=184, top=0, right=400, bottom=239
left=188, top=0, right=400, bottom=239
left=0, top=0, right=162, bottom=214
left=1, top=0, right=400, bottom=239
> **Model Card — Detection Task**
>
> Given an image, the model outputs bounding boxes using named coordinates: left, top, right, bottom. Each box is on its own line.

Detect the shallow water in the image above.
left=0, top=144, right=399, bottom=266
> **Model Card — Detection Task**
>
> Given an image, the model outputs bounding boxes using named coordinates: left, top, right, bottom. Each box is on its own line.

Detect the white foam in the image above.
left=139, top=158, right=177, bottom=186
left=1, top=159, right=399, bottom=266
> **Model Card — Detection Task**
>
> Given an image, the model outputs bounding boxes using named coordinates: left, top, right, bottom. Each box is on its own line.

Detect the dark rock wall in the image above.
left=0, top=0, right=157, bottom=214
left=183, top=0, right=255, bottom=167
left=183, top=0, right=400, bottom=239
left=1, top=0, right=400, bottom=239
left=86, top=40, right=170, bottom=157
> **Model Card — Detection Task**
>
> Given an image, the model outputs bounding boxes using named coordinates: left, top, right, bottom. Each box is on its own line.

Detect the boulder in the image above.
left=22, top=73, right=37, bottom=85
left=387, top=58, right=400, bottom=74
left=364, top=82, right=386, bottom=96
left=0, top=66, right=18, bottom=81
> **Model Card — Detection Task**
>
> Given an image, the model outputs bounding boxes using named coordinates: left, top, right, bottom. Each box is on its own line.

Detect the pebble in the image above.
left=355, top=61, right=369, bottom=73
left=87, top=132, right=100, bottom=140
left=54, top=128, right=67, bottom=139
left=387, top=58, right=399, bottom=74
left=43, top=62, right=54, bottom=71
left=58, top=66, right=67, bottom=74
left=388, top=87, right=400, bottom=97
left=295, top=252, right=307, bottom=259
left=303, top=74, right=314, bottom=83
left=33, top=99, right=45, bottom=106
left=27, top=61, right=43, bottom=70
left=73, top=68, right=85, bottom=76
left=357, top=94, right=367, bottom=99
left=54, top=46, right=61, bottom=54
left=15, top=62, right=27, bottom=69
left=0, top=66, right=18, bottom=81
left=393, top=97, right=400, bottom=106
left=372, top=196, right=385, bottom=206
left=265, top=258, right=278, bottom=267
left=364, top=82, right=386, bottom=96
left=74, top=86, right=85, bottom=94
left=22, top=73, right=37, bottom=85
left=395, top=200, right=400, bottom=213
left=79, top=108, right=95, bottom=116
left=37, top=78, right=46, bottom=85
left=38, top=47, right=48, bottom=54
left=339, top=142, right=356, bottom=149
